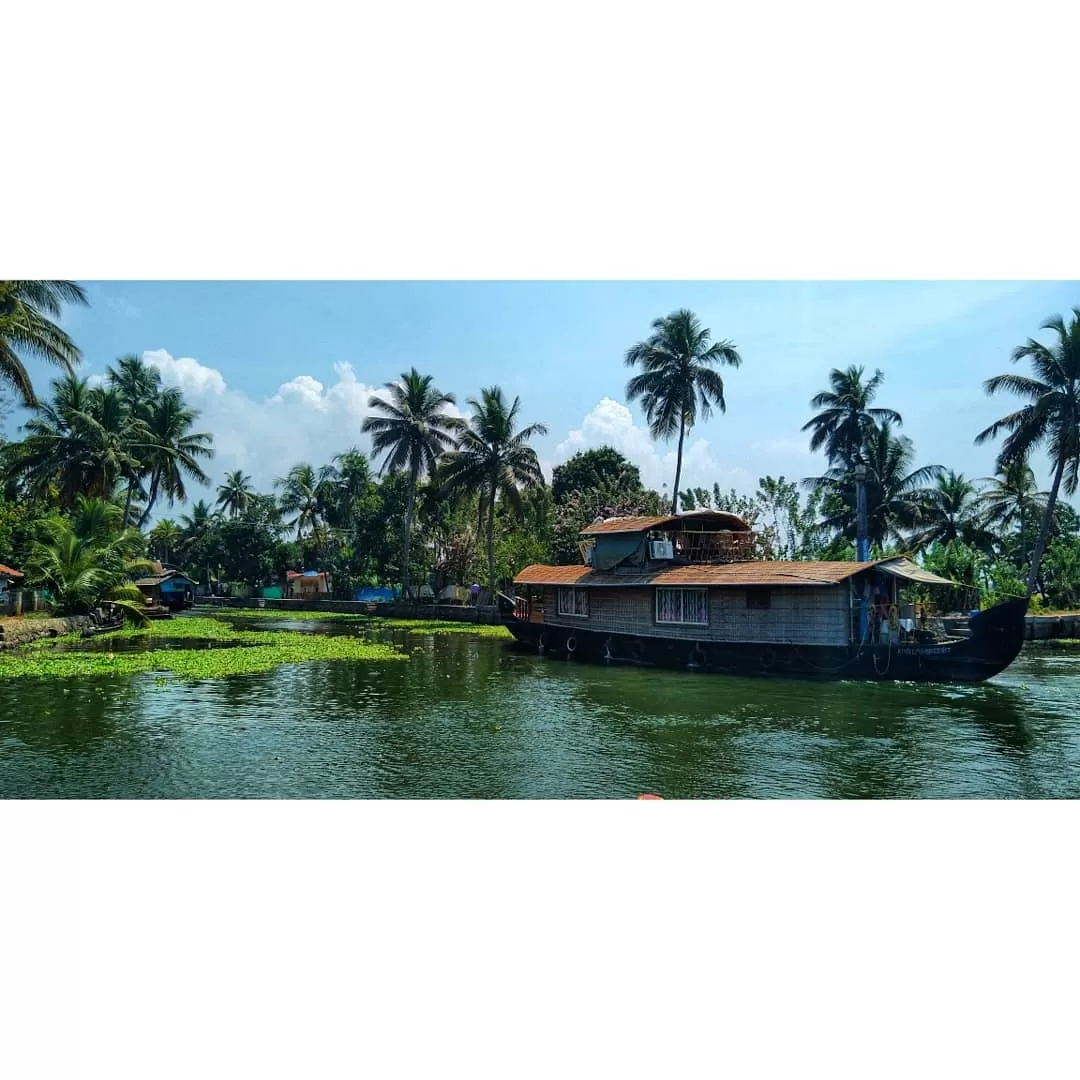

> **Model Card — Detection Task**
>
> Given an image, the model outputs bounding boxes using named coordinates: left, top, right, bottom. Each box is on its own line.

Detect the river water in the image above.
left=1, top=617, right=1079, bottom=798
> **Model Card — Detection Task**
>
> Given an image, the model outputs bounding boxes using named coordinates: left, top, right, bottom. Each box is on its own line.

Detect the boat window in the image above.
left=746, top=589, right=771, bottom=610
left=557, top=587, right=590, bottom=617
left=656, top=588, right=708, bottom=625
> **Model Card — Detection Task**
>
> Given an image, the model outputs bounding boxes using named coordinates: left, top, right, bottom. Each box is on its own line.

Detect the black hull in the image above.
left=499, top=599, right=1029, bottom=684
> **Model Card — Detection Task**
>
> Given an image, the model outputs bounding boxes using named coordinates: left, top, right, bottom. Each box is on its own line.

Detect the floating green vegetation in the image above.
left=0, top=629, right=406, bottom=681
left=200, top=607, right=370, bottom=621
left=1027, top=638, right=1080, bottom=652
left=373, top=619, right=511, bottom=638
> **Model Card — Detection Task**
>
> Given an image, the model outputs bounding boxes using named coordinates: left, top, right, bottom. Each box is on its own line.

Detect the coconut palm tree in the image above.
left=439, top=386, right=547, bottom=601
left=12, top=376, right=151, bottom=508
left=26, top=496, right=153, bottom=623
left=802, top=365, right=904, bottom=467
left=274, top=463, right=336, bottom=543
left=178, top=499, right=218, bottom=550
left=908, top=470, right=996, bottom=554
left=976, top=458, right=1045, bottom=537
left=0, top=281, right=89, bottom=407
left=215, top=470, right=256, bottom=519
left=810, top=423, right=942, bottom=551
left=361, top=369, right=459, bottom=599
left=3, top=373, right=96, bottom=505
left=975, top=308, right=1080, bottom=597
left=106, top=353, right=163, bottom=420
left=136, top=388, right=214, bottom=526
left=624, top=310, right=742, bottom=514
left=148, top=518, right=183, bottom=564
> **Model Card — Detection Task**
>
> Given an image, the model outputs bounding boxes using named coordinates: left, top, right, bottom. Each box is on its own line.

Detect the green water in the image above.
left=1, top=616, right=1079, bottom=798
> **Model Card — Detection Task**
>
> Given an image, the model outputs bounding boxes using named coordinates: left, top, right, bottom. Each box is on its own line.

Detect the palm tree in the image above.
left=148, top=518, right=183, bottom=564
left=361, top=369, right=459, bottom=599
left=274, top=463, right=336, bottom=543
left=975, top=308, right=1080, bottom=597
left=26, top=496, right=153, bottom=623
left=0, top=281, right=89, bottom=407
left=4, top=373, right=96, bottom=505
left=802, top=365, right=903, bottom=467
left=215, top=470, right=256, bottom=519
left=439, top=386, right=547, bottom=601
left=625, top=309, right=741, bottom=514
left=810, top=424, right=942, bottom=550
left=909, top=470, right=996, bottom=554
left=11, top=376, right=151, bottom=508
left=136, top=388, right=214, bottom=526
left=179, top=499, right=218, bottom=551
left=84, top=385, right=152, bottom=516
left=106, top=353, right=162, bottom=419
left=975, top=457, right=1050, bottom=561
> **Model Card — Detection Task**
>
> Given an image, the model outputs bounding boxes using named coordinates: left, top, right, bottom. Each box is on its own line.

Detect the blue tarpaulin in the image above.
left=353, top=586, right=395, bottom=603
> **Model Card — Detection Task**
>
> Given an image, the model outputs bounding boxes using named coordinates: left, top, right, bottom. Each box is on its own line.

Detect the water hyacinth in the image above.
left=0, top=627, right=406, bottom=681
left=0, top=609, right=513, bottom=682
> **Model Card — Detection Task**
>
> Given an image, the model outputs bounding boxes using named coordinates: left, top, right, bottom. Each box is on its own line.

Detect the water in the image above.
left=2, top=617, right=1079, bottom=798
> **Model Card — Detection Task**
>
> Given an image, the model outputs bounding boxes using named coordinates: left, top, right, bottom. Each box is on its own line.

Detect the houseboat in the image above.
left=498, top=510, right=1027, bottom=683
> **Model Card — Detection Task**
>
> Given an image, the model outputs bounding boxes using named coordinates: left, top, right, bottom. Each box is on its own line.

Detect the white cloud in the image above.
left=554, top=397, right=756, bottom=497
left=141, top=350, right=390, bottom=508
left=138, top=355, right=761, bottom=520
left=145, top=349, right=227, bottom=396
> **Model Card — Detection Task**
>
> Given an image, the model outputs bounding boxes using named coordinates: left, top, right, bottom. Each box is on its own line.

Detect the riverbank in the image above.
left=0, top=615, right=92, bottom=650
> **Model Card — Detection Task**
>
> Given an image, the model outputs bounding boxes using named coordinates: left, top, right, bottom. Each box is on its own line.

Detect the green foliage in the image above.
left=0, top=281, right=89, bottom=408
left=976, top=307, right=1080, bottom=595
left=1040, top=536, right=1080, bottom=610
left=551, top=447, right=643, bottom=503
left=922, top=541, right=986, bottom=612
left=24, top=495, right=153, bottom=619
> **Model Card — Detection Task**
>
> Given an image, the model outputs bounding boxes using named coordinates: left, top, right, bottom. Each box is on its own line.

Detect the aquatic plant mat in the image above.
left=0, top=611, right=508, bottom=681
left=0, top=616, right=405, bottom=680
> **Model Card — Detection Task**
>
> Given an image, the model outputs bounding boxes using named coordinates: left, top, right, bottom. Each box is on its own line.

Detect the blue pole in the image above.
left=855, top=466, right=870, bottom=641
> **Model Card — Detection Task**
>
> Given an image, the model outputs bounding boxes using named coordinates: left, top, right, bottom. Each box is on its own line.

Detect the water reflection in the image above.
left=1, top=633, right=1079, bottom=798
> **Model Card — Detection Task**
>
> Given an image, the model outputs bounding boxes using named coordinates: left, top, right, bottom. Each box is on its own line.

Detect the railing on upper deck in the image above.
left=667, top=529, right=756, bottom=564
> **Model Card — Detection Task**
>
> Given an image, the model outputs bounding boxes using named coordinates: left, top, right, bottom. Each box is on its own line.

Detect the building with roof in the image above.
left=1, top=562, right=25, bottom=614
left=134, top=564, right=197, bottom=610
left=285, top=570, right=331, bottom=599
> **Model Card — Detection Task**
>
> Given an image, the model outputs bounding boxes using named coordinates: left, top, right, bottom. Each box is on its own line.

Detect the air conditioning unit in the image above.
left=649, top=540, right=674, bottom=561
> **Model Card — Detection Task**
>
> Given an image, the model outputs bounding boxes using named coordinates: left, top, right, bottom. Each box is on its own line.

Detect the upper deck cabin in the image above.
left=580, top=510, right=756, bottom=571
left=512, top=511, right=956, bottom=648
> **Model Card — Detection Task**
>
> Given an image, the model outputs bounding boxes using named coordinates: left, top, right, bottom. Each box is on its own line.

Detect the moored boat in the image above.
left=498, top=510, right=1027, bottom=683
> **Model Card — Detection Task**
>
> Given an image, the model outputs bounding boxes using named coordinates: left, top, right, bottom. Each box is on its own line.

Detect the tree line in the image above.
left=1, top=283, right=1078, bottom=616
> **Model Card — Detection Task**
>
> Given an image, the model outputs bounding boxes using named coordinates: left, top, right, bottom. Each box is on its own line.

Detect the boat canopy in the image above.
left=874, top=557, right=953, bottom=587
left=581, top=510, right=752, bottom=536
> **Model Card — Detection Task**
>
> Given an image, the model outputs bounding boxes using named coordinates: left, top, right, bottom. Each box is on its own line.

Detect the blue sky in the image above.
left=6, top=280, right=1080, bottom=515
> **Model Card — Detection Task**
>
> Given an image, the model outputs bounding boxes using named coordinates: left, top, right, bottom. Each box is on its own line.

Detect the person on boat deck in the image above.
left=872, top=587, right=891, bottom=640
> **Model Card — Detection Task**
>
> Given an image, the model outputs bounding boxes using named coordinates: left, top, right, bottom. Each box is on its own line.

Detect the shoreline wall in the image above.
left=0, top=615, right=93, bottom=649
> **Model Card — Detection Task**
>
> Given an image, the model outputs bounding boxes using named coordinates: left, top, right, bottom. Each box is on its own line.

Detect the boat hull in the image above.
left=498, top=599, right=1029, bottom=684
